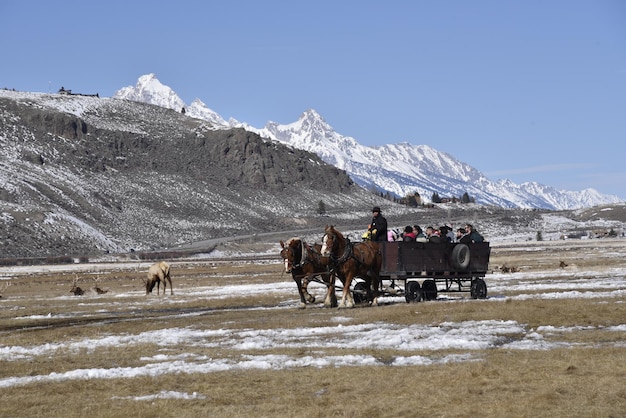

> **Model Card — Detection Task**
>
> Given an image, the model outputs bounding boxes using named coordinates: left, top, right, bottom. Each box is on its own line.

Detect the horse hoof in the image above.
left=298, top=303, right=306, bottom=309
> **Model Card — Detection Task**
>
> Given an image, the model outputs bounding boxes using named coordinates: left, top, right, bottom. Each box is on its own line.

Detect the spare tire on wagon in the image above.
left=450, top=244, right=470, bottom=271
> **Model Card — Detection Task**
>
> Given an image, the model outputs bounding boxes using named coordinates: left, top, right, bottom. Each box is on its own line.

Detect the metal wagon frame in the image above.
left=352, top=241, right=491, bottom=303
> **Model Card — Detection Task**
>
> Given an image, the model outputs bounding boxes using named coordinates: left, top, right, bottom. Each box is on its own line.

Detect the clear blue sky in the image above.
left=2, top=1, right=626, bottom=199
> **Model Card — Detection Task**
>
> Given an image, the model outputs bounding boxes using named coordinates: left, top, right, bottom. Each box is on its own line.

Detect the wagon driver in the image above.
left=367, top=206, right=388, bottom=242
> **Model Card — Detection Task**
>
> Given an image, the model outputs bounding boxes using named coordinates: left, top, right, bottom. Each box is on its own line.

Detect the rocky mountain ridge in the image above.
left=0, top=89, right=376, bottom=258
left=115, top=74, right=622, bottom=210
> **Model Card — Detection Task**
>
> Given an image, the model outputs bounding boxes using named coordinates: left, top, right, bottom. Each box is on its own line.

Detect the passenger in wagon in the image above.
left=444, top=224, right=456, bottom=242
left=465, top=224, right=485, bottom=243
left=388, top=228, right=402, bottom=241
left=413, top=225, right=428, bottom=242
left=439, top=225, right=454, bottom=243
left=457, top=227, right=471, bottom=244
left=402, top=225, right=416, bottom=241
left=425, top=226, right=441, bottom=243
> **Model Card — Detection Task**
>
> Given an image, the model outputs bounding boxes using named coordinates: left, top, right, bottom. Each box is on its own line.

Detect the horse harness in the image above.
left=292, top=240, right=315, bottom=269
left=328, top=237, right=371, bottom=271
left=285, top=241, right=332, bottom=284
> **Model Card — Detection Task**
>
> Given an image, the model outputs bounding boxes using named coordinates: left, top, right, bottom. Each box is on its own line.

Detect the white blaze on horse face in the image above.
left=284, top=258, right=291, bottom=273
left=320, top=234, right=330, bottom=256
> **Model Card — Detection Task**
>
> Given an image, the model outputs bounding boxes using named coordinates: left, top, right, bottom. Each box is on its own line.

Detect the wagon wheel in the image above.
left=352, top=281, right=368, bottom=304
left=470, top=278, right=487, bottom=299
left=450, top=244, right=471, bottom=271
left=421, top=279, right=438, bottom=301
left=405, top=281, right=422, bottom=303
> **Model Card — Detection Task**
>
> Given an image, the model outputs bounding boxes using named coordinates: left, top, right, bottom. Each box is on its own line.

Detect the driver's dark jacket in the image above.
left=370, top=214, right=388, bottom=242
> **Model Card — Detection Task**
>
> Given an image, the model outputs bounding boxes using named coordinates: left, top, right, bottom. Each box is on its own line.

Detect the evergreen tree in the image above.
left=405, top=193, right=418, bottom=207
left=431, top=192, right=441, bottom=204
left=317, top=200, right=326, bottom=215
left=461, top=192, right=471, bottom=204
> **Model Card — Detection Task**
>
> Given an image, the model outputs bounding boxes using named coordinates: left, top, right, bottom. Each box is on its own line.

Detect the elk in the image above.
left=145, top=261, right=173, bottom=295
left=93, top=276, right=108, bottom=294
left=0, top=282, right=10, bottom=298
left=70, top=276, right=84, bottom=296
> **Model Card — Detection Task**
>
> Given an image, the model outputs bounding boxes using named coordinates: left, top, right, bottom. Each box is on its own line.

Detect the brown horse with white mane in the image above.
left=320, top=225, right=382, bottom=308
left=280, top=238, right=337, bottom=308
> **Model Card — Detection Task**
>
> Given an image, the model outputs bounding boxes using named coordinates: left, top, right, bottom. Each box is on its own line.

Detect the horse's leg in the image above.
left=339, top=274, right=355, bottom=308
left=372, top=253, right=382, bottom=306
left=345, top=279, right=355, bottom=308
left=302, top=275, right=316, bottom=303
left=373, top=272, right=381, bottom=306
left=323, top=273, right=337, bottom=308
left=365, top=274, right=378, bottom=306
left=293, top=275, right=307, bottom=309
left=330, top=274, right=338, bottom=308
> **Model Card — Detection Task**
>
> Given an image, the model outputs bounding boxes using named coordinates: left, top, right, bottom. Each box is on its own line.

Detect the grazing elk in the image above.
left=70, top=276, right=84, bottom=296
left=146, top=261, right=173, bottom=295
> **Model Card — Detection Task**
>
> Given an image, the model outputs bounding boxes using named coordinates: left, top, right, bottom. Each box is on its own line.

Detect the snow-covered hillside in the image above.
left=114, top=74, right=622, bottom=210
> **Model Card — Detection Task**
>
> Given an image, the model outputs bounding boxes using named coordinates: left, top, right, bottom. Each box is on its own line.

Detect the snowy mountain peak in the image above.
left=186, top=98, right=227, bottom=126
left=299, top=108, right=326, bottom=124
left=268, top=108, right=333, bottom=138
left=115, top=73, right=185, bottom=112
left=113, top=74, right=623, bottom=210
left=114, top=74, right=226, bottom=126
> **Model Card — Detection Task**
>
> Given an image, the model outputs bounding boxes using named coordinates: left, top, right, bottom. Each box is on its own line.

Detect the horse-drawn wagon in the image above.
left=353, top=241, right=491, bottom=303
left=281, top=226, right=491, bottom=308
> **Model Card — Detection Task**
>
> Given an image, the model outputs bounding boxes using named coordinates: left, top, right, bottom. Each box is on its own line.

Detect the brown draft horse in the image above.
left=280, top=238, right=337, bottom=308
left=320, top=225, right=382, bottom=308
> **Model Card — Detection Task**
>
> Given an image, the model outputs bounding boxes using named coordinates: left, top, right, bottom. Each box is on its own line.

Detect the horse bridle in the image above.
left=283, top=239, right=315, bottom=270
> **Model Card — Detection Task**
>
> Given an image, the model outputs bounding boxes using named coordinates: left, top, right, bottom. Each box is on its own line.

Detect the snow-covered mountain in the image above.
left=115, top=74, right=229, bottom=126
left=114, top=74, right=622, bottom=210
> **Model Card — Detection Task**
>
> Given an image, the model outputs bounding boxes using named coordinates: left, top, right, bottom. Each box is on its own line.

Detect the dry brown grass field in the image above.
left=0, top=238, right=625, bottom=417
